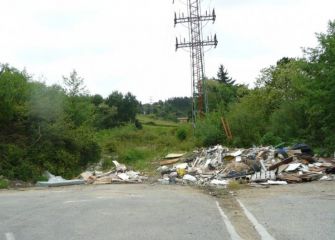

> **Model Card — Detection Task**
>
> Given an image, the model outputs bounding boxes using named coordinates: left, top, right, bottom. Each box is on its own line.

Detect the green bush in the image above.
left=121, top=148, right=146, bottom=164
left=176, top=127, right=187, bottom=141
left=0, top=178, right=9, bottom=189
left=260, top=132, right=282, bottom=146
left=134, top=119, right=143, bottom=129
left=102, top=156, right=114, bottom=170
left=195, top=112, right=225, bottom=147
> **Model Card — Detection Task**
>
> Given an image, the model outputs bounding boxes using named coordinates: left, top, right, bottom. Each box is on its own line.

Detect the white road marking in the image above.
left=5, top=232, right=15, bottom=240
left=216, top=201, right=242, bottom=240
left=236, top=199, right=276, bottom=240
left=63, top=199, right=92, bottom=204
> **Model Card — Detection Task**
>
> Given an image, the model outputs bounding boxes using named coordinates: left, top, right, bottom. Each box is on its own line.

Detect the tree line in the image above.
left=195, top=20, right=335, bottom=155
left=0, top=68, right=139, bottom=181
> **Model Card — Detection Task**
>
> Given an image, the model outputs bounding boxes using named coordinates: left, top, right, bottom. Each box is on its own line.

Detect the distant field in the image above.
left=136, top=114, right=179, bottom=127
left=95, top=115, right=195, bottom=174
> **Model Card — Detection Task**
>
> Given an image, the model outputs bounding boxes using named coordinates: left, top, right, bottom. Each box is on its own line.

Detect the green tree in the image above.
left=63, top=70, right=88, bottom=97
left=217, top=64, right=235, bottom=85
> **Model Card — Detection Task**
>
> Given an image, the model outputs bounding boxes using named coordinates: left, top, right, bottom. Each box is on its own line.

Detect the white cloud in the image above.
left=0, top=0, right=334, bottom=102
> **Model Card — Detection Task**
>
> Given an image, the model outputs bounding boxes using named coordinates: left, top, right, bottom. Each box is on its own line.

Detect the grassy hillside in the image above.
left=95, top=115, right=195, bottom=174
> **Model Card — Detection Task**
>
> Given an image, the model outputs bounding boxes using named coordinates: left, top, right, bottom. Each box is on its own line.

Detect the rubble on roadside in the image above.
left=157, top=144, right=335, bottom=188
left=79, top=161, right=148, bottom=185
left=36, top=161, right=148, bottom=187
left=36, top=171, right=85, bottom=187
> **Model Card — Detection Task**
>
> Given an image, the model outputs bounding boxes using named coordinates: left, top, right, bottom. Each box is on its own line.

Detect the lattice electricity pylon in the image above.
left=174, top=0, right=218, bottom=124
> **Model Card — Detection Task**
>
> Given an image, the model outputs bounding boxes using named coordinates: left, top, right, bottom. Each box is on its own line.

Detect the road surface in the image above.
left=1, top=184, right=238, bottom=240
left=1, top=182, right=334, bottom=240
left=236, top=181, right=335, bottom=240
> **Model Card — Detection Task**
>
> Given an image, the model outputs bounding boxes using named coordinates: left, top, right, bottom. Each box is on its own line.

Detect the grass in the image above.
left=227, top=180, right=248, bottom=191
left=95, top=115, right=196, bottom=174
left=0, top=178, right=9, bottom=189
left=137, top=114, right=179, bottom=127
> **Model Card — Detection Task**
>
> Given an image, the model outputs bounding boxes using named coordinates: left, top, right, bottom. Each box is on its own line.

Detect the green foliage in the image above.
left=209, top=20, right=335, bottom=153
left=195, top=112, right=225, bottom=147
left=176, top=125, right=190, bottom=141
left=217, top=64, right=235, bottom=85
left=63, top=70, right=88, bottom=97
left=0, top=65, right=101, bottom=181
left=134, top=119, right=143, bottom=129
left=96, top=116, right=195, bottom=172
left=142, top=97, right=192, bottom=121
left=206, top=80, right=247, bottom=112
left=99, top=91, right=139, bottom=128
left=260, top=132, right=282, bottom=146
left=0, top=178, right=9, bottom=189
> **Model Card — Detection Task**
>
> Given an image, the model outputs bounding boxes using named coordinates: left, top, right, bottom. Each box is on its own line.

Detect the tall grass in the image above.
left=95, top=115, right=195, bottom=173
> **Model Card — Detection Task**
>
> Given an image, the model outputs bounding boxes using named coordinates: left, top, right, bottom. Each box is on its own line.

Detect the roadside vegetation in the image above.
left=96, top=115, right=195, bottom=174
left=193, top=20, right=335, bottom=156
left=0, top=20, right=334, bottom=183
left=0, top=177, right=9, bottom=189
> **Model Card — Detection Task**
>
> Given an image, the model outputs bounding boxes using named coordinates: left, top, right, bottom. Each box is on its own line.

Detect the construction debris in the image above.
left=157, top=144, right=335, bottom=187
left=79, top=161, right=148, bottom=185
left=36, top=171, right=85, bottom=187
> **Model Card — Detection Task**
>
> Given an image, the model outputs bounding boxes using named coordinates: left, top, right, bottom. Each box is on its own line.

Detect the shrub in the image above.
left=134, top=119, right=143, bottom=129
left=260, top=132, right=282, bottom=146
left=195, top=112, right=225, bottom=147
left=176, top=127, right=187, bottom=141
left=0, top=178, right=9, bottom=189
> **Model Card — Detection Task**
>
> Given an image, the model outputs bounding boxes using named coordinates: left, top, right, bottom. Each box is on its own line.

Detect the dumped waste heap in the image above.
left=157, top=144, right=335, bottom=187
left=80, top=161, right=148, bottom=185
left=37, top=161, right=148, bottom=187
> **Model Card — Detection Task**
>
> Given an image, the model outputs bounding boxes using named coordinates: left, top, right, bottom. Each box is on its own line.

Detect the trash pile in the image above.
left=157, top=144, right=335, bottom=187
left=79, top=161, right=148, bottom=185
left=36, top=171, right=85, bottom=187
left=36, top=161, right=148, bottom=187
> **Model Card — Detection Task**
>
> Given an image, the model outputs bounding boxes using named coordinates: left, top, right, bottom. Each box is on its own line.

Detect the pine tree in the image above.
left=217, top=64, right=235, bottom=85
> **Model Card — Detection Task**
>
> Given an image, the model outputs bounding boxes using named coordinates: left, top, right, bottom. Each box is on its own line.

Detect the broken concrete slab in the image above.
left=183, top=174, right=197, bottom=182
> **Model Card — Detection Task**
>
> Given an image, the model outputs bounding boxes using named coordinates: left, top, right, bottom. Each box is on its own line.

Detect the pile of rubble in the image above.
left=37, top=161, right=148, bottom=187
left=79, top=161, right=148, bottom=185
left=157, top=144, right=335, bottom=187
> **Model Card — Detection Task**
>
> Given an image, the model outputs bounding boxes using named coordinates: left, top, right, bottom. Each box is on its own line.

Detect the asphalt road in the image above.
left=1, top=182, right=334, bottom=240
left=237, top=181, right=335, bottom=240
left=0, top=184, right=232, bottom=240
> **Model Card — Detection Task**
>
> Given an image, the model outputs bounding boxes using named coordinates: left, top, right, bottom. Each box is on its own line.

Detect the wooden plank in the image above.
left=160, top=158, right=182, bottom=166
left=268, top=157, right=293, bottom=171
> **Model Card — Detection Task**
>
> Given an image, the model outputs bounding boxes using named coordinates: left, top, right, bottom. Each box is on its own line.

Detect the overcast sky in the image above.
left=1, top=0, right=334, bottom=103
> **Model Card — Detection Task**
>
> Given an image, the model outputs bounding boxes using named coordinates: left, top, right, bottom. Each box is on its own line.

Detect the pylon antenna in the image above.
left=173, top=0, right=218, bottom=125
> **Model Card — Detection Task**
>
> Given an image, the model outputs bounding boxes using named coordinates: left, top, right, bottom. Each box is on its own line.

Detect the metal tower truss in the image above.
left=174, top=0, right=217, bottom=124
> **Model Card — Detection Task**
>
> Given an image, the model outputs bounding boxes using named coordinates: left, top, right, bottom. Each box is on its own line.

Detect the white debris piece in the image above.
left=261, top=180, right=288, bottom=185
left=113, top=160, right=127, bottom=172
left=285, top=163, right=302, bottom=172
left=157, top=166, right=170, bottom=173
left=320, top=175, right=335, bottom=181
left=36, top=171, right=85, bottom=187
left=126, top=171, right=140, bottom=180
left=117, top=173, right=130, bottom=181
left=229, top=150, right=243, bottom=157
left=210, top=179, right=229, bottom=186
left=176, top=163, right=188, bottom=169
left=183, top=174, right=197, bottom=182
left=165, top=153, right=185, bottom=159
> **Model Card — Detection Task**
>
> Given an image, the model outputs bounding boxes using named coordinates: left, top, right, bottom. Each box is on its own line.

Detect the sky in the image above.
left=1, top=0, right=334, bottom=103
